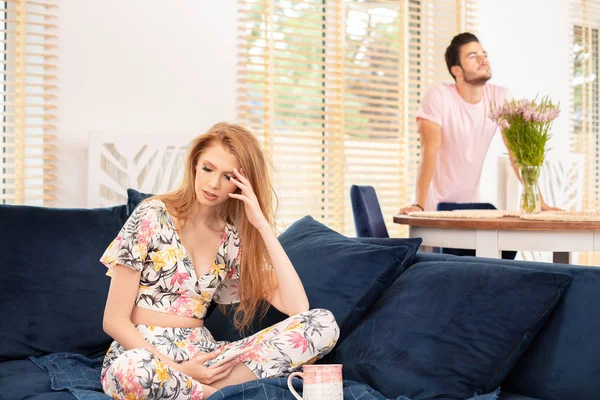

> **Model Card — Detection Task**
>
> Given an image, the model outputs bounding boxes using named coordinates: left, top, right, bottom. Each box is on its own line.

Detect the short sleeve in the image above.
left=213, top=237, right=241, bottom=305
left=100, top=201, right=158, bottom=275
left=416, top=87, right=444, bottom=127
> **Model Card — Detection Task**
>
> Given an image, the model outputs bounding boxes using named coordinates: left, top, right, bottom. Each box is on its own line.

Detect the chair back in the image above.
left=350, top=185, right=389, bottom=238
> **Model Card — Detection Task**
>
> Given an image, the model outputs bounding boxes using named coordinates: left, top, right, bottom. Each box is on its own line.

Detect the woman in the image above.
left=99, top=122, right=339, bottom=399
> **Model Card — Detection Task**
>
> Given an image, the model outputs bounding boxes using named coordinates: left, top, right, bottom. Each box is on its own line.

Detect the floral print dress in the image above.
left=99, top=199, right=339, bottom=400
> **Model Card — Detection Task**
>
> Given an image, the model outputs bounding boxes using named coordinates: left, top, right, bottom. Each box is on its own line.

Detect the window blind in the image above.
left=0, top=0, right=58, bottom=205
left=571, top=0, right=600, bottom=264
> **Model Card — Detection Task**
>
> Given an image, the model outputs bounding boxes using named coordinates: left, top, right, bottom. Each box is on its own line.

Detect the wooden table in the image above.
left=393, top=214, right=600, bottom=263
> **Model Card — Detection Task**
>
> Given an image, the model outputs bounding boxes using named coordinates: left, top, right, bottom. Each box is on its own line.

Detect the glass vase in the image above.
left=519, top=165, right=541, bottom=214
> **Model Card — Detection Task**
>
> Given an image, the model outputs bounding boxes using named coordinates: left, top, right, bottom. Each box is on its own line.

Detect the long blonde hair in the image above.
left=156, top=122, right=277, bottom=332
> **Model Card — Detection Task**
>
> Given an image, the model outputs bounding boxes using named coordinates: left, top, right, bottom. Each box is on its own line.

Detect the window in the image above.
left=573, top=24, right=599, bottom=209
left=0, top=0, right=58, bottom=205
left=571, top=0, right=600, bottom=264
left=237, top=0, right=477, bottom=235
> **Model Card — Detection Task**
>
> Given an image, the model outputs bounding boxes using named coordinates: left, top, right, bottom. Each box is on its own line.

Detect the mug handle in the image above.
left=287, top=371, right=304, bottom=400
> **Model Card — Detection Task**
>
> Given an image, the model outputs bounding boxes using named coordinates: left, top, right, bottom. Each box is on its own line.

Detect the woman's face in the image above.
left=194, top=143, right=241, bottom=207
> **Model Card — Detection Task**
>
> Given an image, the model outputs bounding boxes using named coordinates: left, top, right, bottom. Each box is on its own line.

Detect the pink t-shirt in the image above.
left=416, top=83, right=511, bottom=211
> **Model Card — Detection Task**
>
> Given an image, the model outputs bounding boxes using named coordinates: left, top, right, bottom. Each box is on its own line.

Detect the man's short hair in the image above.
left=445, top=32, right=479, bottom=81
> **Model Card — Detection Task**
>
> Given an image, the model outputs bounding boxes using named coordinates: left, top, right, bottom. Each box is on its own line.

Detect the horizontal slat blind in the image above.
left=237, top=0, right=345, bottom=232
left=0, top=0, right=57, bottom=205
left=571, top=0, right=600, bottom=265
left=342, top=0, right=404, bottom=237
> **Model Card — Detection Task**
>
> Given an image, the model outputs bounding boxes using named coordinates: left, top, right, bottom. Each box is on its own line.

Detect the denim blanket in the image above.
left=29, top=352, right=109, bottom=400
left=30, top=352, right=501, bottom=400
left=211, top=378, right=501, bottom=400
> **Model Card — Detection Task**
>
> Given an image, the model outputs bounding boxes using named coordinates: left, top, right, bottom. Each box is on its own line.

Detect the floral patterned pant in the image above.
left=101, top=308, right=339, bottom=399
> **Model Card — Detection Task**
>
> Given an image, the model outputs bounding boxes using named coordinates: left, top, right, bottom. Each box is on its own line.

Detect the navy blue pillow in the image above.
left=204, top=217, right=422, bottom=343
left=454, top=257, right=600, bottom=400
left=127, top=188, right=154, bottom=214
left=277, top=216, right=421, bottom=343
left=0, top=204, right=128, bottom=361
left=329, top=260, right=573, bottom=399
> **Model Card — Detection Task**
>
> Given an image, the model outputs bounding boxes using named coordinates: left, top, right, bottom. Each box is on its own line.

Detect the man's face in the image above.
left=455, top=41, right=491, bottom=85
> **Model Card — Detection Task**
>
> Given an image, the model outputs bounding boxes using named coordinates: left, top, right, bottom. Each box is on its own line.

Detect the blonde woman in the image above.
left=99, top=122, right=339, bottom=399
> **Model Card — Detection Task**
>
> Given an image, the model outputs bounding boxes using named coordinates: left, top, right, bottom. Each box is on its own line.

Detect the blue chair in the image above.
left=350, top=185, right=389, bottom=238
left=436, top=202, right=517, bottom=260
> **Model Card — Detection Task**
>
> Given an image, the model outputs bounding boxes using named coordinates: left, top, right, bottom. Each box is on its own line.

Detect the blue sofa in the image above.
left=0, top=197, right=598, bottom=400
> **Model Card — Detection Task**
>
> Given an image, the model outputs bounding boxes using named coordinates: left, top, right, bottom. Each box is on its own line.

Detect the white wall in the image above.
left=57, top=0, right=237, bottom=207
left=478, top=0, right=571, bottom=206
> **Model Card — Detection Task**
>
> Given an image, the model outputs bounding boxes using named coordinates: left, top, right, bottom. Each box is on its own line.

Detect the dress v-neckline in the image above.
left=163, top=206, right=228, bottom=281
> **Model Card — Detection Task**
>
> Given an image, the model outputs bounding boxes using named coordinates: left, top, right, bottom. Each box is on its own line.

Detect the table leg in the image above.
left=475, top=230, right=501, bottom=259
left=553, top=252, right=572, bottom=264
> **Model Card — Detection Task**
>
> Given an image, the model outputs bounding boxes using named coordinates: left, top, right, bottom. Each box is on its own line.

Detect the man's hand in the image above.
left=400, top=205, right=423, bottom=215
left=539, top=191, right=563, bottom=212
left=541, top=199, right=563, bottom=212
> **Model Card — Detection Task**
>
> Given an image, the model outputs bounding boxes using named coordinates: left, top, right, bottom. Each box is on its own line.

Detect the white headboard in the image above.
left=87, top=133, right=193, bottom=208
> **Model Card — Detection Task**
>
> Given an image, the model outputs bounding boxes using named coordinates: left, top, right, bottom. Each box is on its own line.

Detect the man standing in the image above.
left=400, top=32, right=557, bottom=214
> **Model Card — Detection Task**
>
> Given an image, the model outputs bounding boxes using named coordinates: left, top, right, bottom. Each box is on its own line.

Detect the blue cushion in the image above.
left=0, top=204, right=128, bottom=361
left=352, top=237, right=422, bottom=247
left=454, top=256, right=600, bottom=400
left=350, top=185, right=389, bottom=238
left=206, top=238, right=427, bottom=342
left=126, top=188, right=153, bottom=214
left=498, top=393, right=540, bottom=400
left=205, top=219, right=422, bottom=343
left=277, top=216, right=421, bottom=342
left=412, top=251, right=454, bottom=263
left=329, top=260, right=572, bottom=399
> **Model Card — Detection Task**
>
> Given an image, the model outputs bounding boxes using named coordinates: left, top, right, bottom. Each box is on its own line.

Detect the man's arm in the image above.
left=400, top=119, right=442, bottom=214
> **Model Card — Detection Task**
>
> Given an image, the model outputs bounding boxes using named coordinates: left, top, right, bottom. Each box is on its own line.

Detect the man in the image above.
left=400, top=32, right=558, bottom=214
